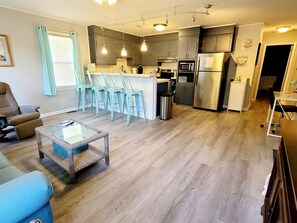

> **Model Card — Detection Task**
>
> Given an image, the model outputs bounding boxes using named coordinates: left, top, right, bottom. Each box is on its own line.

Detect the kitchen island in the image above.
left=90, top=72, right=170, bottom=120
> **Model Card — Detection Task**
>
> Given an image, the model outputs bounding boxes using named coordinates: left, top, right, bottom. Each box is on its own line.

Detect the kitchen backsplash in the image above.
left=86, top=58, right=177, bottom=74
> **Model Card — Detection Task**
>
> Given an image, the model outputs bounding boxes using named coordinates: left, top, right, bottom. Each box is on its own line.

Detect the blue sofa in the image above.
left=0, top=152, right=54, bottom=223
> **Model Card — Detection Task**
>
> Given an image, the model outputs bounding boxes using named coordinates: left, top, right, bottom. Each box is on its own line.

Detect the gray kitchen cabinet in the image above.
left=142, top=42, right=158, bottom=66
left=90, top=35, right=117, bottom=65
left=202, top=34, right=233, bottom=52
left=157, top=39, right=178, bottom=58
left=106, top=38, right=117, bottom=65
left=175, top=83, right=194, bottom=106
left=169, top=40, right=178, bottom=57
left=142, top=33, right=178, bottom=65
left=201, top=25, right=236, bottom=53
left=88, top=25, right=142, bottom=66
left=120, top=40, right=133, bottom=57
left=157, top=41, right=169, bottom=57
left=127, top=42, right=141, bottom=66
left=178, top=27, right=201, bottom=59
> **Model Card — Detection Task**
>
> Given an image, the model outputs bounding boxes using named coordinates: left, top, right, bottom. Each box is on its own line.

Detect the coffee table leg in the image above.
left=67, top=150, right=76, bottom=183
left=104, top=134, right=109, bottom=165
left=36, top=132, right=44, bottom=159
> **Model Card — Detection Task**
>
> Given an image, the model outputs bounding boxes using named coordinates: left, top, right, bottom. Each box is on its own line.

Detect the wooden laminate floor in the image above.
left=0, top=98, right=280, bottom=223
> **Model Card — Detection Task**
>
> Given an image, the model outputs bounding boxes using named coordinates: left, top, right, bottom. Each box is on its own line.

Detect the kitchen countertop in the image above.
left=91, top=72, right=156, bottom=78
left=157, top=79, right=170, bottom=84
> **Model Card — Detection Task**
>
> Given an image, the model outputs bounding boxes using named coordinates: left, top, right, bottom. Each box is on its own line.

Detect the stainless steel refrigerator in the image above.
left=194, top=53, right=230, bottom=110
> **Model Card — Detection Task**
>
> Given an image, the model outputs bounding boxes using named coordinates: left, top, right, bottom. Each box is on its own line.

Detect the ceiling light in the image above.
left=101, top=44, right=108, bottom=54
left=95, top=0, right=117, bottom=5
left=141, top=38, right=147, bottom=52
left=154, top=23, right=167, bottom=31
left=276, top=26, right=291, bottom=33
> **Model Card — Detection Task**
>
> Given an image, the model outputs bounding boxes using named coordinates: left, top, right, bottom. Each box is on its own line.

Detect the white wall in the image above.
left=252, top=30, right=297, bottom=99
left=0, top=7, right=89, bottom=115
left=231, top=23, right=263, bottom=108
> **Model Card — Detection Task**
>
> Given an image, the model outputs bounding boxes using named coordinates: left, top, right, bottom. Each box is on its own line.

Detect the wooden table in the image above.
left=262, top=119, right=297, bottom=222
left=35, top=120, right=109, bottom=183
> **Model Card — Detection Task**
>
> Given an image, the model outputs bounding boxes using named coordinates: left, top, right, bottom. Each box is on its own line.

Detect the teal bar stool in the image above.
left=119, top=72, right=147, bottom=126
left=86, top=71, right=107, bottom=116
left=102, top=72, right=123, bottom=121
left=74, top=70, right=93, bottom=112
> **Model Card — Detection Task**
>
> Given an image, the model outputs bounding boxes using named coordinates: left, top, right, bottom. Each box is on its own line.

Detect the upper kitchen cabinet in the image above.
left=156, top=33, right=178, bottom=58
left=88, top=33, right=117, bottom=65
left=142, top=33, right=178, bottom=65
left=201, top=25, right=237, bottom=53
left=142, top=42, right=158, bottom=66
left=127, top=42, right=142, bottom=66
left=88, top=25, right=141, bottom=65
left=178, top=27, right=202, bottom=59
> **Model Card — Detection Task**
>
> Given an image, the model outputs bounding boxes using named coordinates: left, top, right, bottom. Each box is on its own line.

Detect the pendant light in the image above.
left=140, top=16, right=147, bottom=52
left=101, top=27, right=108, bottom=55
left=141, top=37, right=147, bottom=52
left=101, top=44, right=108, bottom=55
left=121, top=31, right=127, bottom=57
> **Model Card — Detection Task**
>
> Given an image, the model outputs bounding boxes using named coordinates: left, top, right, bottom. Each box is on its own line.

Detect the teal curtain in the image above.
left=70, top=32, right=84, bottom=85
left=36, top=25, right=57, bottom=96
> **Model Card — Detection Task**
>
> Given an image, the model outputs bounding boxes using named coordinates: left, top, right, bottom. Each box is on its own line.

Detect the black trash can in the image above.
left=160, top=92, right=174, bottom=120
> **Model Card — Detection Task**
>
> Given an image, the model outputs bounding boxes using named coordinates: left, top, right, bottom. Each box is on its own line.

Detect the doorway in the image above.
left=257, top=44, right=292, bottom=97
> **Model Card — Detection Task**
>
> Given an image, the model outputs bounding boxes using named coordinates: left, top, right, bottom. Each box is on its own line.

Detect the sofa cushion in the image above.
left=0, top=152, right=11, bottom=169
left=0, top=166, right=23, bottom=184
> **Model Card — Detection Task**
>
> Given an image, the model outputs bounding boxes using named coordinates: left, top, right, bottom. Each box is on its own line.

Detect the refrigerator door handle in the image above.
left=195, top=58, right=200, bottom=86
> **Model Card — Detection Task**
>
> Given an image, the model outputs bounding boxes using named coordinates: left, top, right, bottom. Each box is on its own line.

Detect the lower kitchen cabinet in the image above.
left=262, top=119, right=297, bottom=222
left=175, top=83, right=194, bottom=106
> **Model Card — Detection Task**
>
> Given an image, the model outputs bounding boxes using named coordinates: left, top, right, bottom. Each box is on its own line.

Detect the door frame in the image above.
left=255, top=43, right=296, bottom=99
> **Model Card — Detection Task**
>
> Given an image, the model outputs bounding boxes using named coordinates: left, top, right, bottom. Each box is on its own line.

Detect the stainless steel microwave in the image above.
left=178, top=61, right=195, bottom=72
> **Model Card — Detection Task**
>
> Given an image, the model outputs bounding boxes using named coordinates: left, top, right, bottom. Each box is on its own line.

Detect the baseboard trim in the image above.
left=40, top=106, right=78, bottom=118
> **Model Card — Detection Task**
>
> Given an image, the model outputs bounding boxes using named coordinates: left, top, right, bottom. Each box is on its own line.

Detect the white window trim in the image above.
left=48, top=31, right=77, bottom=89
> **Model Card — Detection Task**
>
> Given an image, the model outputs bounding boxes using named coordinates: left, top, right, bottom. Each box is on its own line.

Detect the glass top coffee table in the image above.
left=35, top=120, right=109, bottom=183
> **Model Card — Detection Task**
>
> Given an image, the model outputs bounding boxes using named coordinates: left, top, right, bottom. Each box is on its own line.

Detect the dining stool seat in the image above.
left=102, top=72, right=123, bottom=121
left=86, top=71, right=107, bottom=116
left=75, top=70, right=93, bottom=112
left=119, top=72, right=147, bottom=126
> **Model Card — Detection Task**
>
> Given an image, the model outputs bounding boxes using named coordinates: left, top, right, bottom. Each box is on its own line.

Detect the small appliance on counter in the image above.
left=138, top=65, right=143, bottom=74
left=160, top=69, right=174, bottom=79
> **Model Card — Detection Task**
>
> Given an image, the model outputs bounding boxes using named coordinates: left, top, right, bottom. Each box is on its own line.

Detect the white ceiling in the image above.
left=1, top=0, right=297, bottom=36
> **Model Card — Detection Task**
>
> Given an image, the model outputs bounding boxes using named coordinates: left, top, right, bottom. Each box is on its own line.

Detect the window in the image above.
left=48, top=33, right=76, bottom=87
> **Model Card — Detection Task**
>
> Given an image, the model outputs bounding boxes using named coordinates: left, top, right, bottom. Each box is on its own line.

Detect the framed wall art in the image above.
left=0, top=34, right=13, bottom=67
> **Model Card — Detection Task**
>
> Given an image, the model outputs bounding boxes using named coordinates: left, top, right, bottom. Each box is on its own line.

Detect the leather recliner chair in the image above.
left=0, top=82, right=43, bottom=140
